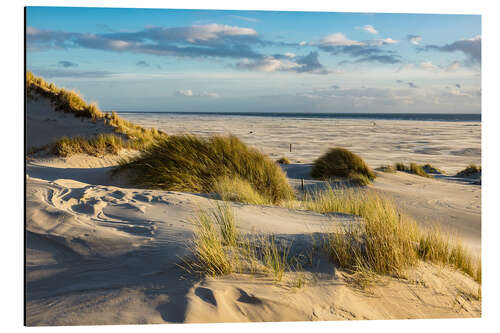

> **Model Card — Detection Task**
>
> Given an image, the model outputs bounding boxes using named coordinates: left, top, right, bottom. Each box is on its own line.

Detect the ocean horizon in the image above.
left=114, top=111, right=481, bottom=122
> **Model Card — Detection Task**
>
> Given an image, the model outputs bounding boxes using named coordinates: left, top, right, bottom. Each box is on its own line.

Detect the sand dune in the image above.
left=25, top=94, right=481, bottom=325
left=26, top=159, right=481, bottom=325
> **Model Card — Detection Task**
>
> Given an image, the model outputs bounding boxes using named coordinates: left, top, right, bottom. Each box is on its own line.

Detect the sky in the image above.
left=26, top=7, right=481, bottom=113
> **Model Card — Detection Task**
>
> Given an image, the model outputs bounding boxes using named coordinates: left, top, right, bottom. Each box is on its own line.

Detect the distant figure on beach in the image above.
left=371, top=121, right=376, bottom=126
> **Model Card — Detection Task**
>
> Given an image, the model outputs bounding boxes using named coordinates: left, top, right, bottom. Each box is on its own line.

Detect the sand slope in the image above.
left=26, top=93, right=118, bottom=152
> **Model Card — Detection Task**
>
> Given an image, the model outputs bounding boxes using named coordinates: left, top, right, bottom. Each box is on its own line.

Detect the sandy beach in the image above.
left=119, top=113, right=481, bottom=174
left=25, top=88, right=481, bottom=325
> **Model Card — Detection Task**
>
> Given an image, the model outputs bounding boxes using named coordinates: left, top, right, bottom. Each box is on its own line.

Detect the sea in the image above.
left=115, top=111, right=481, bottom=122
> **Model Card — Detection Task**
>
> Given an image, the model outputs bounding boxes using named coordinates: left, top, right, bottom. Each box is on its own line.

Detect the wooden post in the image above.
left=290, top=143, right=292, bottom=152
left=301, top=178, right=304, bottom=192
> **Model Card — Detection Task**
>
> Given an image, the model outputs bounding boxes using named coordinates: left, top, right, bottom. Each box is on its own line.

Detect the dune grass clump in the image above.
left=115, top=135, right=295, bottom=204
left=276, top=156, right=291, bottom=164
left=213, top=176, right=269, bottom=205
left=422, top=163, right=445, bottom=175
left=302, top=185, right=481, bottom=283
left=311, top=148, right=376, bottom=185
left=395, top=162, right=432, bottom=178
left=456, top=164, right=481, bottom=178
left=312, top=187, right=419, bottom=277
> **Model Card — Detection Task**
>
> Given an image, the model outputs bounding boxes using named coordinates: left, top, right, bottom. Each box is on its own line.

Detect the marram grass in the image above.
left=311, top=147, right=376, bottom=185
left=303, top=185, right=481, bottom=283
left=213, top=176, right=269, bottom=205
left=115, top=134, right=295, bottom=204
left=185, top=202, right=290, bottom=282
left=456, top=164, right=481, bottom=177
left=395, top=162, right=432, bottom=178
left=186, top=188, right=481, bottom=287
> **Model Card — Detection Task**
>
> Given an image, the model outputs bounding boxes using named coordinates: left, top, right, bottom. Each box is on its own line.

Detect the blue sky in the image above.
left=26, top=7, right=481, bottom=113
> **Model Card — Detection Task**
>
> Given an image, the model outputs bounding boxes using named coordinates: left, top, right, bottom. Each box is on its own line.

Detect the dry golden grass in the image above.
left=52, top=134, right=126, bottom=157
left=115, top=135, right=295, bottom=204
left=187, top=187, right=481, bottom=287
left=185, top=203, right=291, bottom=282
left=395, top=162, right=432, bottom=178
left=302, top=185, right=481, bottom=283
left=188, top=204, right=235, bottom=276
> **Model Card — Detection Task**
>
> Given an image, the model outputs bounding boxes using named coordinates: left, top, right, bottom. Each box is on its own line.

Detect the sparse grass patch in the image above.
left=311, top=148, right=376, bottom=185
left=395, top=162, right=432, bottom=178
left=184, top=203, right=293, bottom=282
left=277, top=156, right=291, bottom=164
left=115, top=135, right=295, bottom=204
left=456, top=164, right=481, bottom=178
left=377, top=165, right=396, bottom=173
left=52, top=134, right=127, bottom=157
left=260, top=234, right=291, bottom=282
left=188, top=206, right=235, bottom=276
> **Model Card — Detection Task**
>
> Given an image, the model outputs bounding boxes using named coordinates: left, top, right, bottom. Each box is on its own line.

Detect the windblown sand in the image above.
left=25, top=99, right=481, bottom=325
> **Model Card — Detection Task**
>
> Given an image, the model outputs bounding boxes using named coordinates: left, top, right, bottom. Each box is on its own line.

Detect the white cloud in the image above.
left=186, top=24, right=258, bottom=42
left=419, top=61, right=439, bottom=71
left=362, top=25, right=378, bottom=34
left=176, top=89, right=219, bottom=98
left=235, top=57, right=302, bottom=72
left=408, top=35, right=423, bottom=45
left=319, top=33, right=365, bottom=46
left=370, top=38, right=400, bottom=45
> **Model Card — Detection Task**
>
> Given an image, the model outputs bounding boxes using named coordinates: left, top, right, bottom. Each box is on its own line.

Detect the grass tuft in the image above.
left=395, top=162, right=432, bottom=178
left=311, top=148, right=376, bottom=185
left=377, top=165, right=396, bottom=173
left=422, top=163, right=445, bottom=175
left=189, top=206, right=235, bottom=276
left=115, top=135, right=295, bottom=204
left=301, top=185, right=480, bottom=283
left=456, top=164, right=481, bottom=178
left=185, top=203, right=290, bottom=282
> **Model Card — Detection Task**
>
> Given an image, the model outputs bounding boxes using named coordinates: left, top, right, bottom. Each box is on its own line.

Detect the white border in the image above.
left=2, top=1, right=499, bottom=332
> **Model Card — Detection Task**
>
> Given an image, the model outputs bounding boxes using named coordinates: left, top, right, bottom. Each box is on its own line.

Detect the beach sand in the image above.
left=119, top=113, right=481, bottom=174
left=25, top=97, right=481, bottom=325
